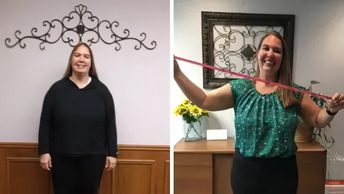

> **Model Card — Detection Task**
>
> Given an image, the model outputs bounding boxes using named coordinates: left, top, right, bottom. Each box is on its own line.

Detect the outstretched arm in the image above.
left=300, top=92, right=344, bottom=128
left=174, top=57, right=233, bottom=111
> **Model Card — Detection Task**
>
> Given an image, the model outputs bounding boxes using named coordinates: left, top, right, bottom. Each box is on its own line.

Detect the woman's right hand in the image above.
left=174, top=56, right=181, bottom=78
left=172, top=56, right=233, bottom=111
left=39, top=153, right=52, bottom=171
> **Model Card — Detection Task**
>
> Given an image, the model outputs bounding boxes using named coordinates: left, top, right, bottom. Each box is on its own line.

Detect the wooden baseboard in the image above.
left=0, top=142, right=169, bottom=194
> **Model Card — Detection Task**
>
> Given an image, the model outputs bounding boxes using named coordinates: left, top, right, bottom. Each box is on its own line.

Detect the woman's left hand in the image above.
left=327, top=92, right=344, bottom=113
left=105, top=156, right=117, bottom=171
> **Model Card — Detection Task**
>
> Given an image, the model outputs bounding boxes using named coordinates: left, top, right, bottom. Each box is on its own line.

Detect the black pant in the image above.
left=51, top=153, right=106, bottom=194
left=231, top=152, right=298, bottom=194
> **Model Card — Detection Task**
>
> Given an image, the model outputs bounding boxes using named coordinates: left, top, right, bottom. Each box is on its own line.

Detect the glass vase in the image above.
left=183, top=120, right=203, bottom=142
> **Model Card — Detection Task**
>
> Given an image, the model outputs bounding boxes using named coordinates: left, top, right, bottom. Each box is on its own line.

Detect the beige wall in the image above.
left=172, top=0, right=344, bottom=154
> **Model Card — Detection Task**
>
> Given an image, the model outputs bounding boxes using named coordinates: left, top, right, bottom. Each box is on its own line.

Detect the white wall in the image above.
left=172, top=0, right=344, bottom=153
left=0, top=0, right=170, bottom=145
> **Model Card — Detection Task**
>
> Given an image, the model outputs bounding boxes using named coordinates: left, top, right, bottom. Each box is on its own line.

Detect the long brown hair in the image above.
left=255, top=31, right=297, bottom=107
left=63, top=42, right=98, bottom=79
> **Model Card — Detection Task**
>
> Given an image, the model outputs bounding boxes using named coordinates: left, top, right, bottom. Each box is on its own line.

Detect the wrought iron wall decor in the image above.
left=5, top=4, right=157, bottom=51
left=202, top=12, right=294, bottom=89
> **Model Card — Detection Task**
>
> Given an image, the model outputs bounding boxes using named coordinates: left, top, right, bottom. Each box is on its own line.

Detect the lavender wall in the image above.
left=0, top=0, right=170, bottom=145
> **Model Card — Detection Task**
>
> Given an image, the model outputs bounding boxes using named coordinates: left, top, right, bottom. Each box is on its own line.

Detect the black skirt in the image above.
left=231, top=151, right=298, bottom=194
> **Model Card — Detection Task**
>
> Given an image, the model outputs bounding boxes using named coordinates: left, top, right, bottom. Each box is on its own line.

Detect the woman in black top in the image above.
left=38, top=42, right=117, bottom=194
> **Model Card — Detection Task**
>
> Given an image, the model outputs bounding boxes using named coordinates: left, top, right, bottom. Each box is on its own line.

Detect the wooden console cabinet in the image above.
left=174, top=139, right=326, bottom=194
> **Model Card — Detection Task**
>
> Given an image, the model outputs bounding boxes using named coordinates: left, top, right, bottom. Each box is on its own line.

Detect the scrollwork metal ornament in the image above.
left=212, top=25, right=283, bottom=79
left=5, top=4, right=157, bottom=51
left=202, top=12, right=295, bottom=89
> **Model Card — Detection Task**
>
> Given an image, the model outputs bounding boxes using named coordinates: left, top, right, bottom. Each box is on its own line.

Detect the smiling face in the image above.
left=257, top=34, right=283, bottom=81
left=71, top=44, right=92, bottom=77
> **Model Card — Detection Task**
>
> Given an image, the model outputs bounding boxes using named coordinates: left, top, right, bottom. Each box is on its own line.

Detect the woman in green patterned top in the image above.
left=174, top=31, right=344, bottom=194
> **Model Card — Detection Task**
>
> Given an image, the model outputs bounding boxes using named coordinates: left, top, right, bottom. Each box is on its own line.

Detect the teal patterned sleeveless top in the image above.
left=230, top=79, right=304, bottom=158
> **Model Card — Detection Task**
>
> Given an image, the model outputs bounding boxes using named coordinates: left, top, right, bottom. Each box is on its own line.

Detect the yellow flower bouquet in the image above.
left=174, top=99, right=209, bottom=141
left=174, top=99, right=209, bottom=123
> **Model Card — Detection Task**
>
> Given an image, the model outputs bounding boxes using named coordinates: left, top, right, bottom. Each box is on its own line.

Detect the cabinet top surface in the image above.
left=174, top=138, right=326, bottom=153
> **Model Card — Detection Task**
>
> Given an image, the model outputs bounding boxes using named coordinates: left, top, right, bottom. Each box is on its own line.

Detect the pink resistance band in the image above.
left=175, top=56, right=332, bottom=100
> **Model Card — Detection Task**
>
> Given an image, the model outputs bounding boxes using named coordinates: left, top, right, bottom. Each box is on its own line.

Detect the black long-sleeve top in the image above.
left=38, top=77, right=118, bottom=157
